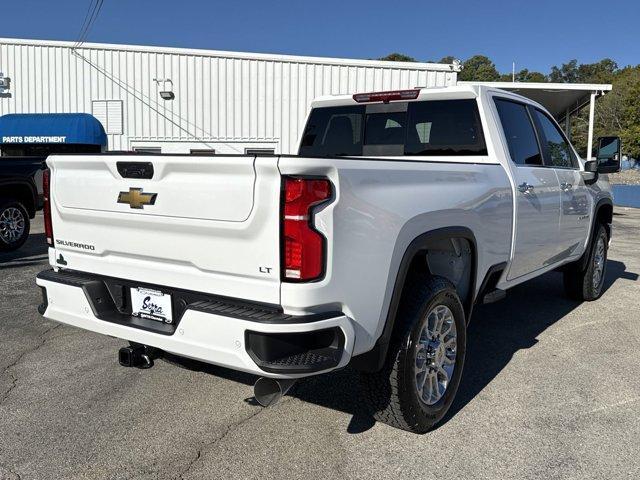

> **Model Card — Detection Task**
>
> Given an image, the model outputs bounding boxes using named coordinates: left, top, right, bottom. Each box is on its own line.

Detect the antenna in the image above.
left=512, top=62, right=516, bottom=82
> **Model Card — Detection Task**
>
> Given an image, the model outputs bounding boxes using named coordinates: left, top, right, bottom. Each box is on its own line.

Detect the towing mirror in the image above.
left=596, top=136, right=621, bottom=173
left=582, top=160, right=598, bottom=185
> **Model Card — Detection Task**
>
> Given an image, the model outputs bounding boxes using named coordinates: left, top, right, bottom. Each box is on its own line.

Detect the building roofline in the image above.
left=0, top=37, right=460, bottom=72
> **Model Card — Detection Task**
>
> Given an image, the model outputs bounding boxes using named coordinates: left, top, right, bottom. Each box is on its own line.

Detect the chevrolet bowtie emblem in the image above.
left=117, top=188, right=157, bottom=209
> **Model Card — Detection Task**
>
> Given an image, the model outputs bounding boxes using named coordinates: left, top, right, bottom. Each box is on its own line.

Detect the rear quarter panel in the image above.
left=279, top=156, right=513, bottom=355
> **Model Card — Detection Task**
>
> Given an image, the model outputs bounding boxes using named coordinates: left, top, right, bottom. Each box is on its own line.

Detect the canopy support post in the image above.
left=586, top=92, right=596, bottom=160
left=564, top=108, right=571, bottom=140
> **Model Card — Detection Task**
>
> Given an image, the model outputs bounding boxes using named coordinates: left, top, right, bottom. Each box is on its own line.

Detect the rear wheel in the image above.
left=563, top=223, right=608, bottom=301
left=0, top=199, right=30, bottom=252
left=360, top=275, right=466, bottom=433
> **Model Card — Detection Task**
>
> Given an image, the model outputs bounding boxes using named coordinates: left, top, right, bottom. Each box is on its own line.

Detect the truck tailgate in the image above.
left=46, top=154, right=282, bottom=304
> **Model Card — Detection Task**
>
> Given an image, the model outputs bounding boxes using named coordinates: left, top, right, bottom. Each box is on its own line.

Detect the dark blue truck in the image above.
left=0, top=156, right=46, bottom=251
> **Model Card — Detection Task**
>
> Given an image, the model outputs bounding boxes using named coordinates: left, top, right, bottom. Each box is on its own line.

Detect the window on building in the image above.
left=245, top=148, right=275, bottom=155
left=92, top=100, right=123, bottom=135
left=532, top=109, right=576, bottom=168
left=133, top=147, right=161, bottom=154
left=190, top=149, right=216, bottom=155
left=494, top=99, right=542, bottom=166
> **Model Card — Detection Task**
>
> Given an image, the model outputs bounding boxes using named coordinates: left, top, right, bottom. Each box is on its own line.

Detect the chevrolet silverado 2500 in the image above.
left=36, top=85, right=621, bottom=433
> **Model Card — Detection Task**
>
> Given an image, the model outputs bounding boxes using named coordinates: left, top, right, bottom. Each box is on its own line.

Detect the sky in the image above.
left=1, top=0, right=638, bottom=74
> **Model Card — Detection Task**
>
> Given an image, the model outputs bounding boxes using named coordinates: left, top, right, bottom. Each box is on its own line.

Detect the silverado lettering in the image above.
left=55, top=239, right=96, bottom=251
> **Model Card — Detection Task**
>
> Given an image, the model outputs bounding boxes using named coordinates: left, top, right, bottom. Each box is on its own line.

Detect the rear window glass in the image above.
left=298, top=105, right=364, bottom=156
left=404, top=100, right=487, bottom=156
left=299, top=99, right=487, bottom=157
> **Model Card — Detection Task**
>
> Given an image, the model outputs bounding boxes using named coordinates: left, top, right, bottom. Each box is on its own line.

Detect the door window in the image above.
left=532, top=109, right=577, bottom=168
left=494, top=98, right=542, bottom=166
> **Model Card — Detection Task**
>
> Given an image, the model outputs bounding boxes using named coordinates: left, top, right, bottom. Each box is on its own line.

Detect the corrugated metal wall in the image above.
left=0, top=39, right=458, bottom=153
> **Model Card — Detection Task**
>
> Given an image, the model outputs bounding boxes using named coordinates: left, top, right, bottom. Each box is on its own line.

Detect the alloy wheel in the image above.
left=414, top=305, right=457, bottom=406
left=0, top=207, right=26, bottom=244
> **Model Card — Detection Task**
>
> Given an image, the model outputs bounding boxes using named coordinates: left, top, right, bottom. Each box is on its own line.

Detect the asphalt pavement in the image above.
left=1, top=210, right=639, bottom=480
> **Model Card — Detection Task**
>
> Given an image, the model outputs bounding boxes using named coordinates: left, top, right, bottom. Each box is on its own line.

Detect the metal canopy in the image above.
left=459, top=81, right=613, bottom=160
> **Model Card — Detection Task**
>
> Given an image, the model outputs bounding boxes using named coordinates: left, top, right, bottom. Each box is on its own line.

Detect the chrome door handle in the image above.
left=561, top=182, right=573, bottom=191
left=518, top=182, right=534, bottom=194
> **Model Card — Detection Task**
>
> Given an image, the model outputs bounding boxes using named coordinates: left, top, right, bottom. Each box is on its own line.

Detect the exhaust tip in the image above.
left=253, top=377, right=296, bottom=407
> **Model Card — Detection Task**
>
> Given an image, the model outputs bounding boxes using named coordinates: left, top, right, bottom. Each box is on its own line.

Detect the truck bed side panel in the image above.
left=279, top=156, right=513, bottom=356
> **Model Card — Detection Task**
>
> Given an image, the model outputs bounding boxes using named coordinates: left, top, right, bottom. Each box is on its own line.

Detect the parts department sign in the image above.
left=2, top=136, right=67, bottom=143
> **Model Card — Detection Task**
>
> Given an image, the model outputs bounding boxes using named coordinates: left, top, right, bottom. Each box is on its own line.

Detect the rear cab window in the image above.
left=299, top=99, right=487, bottom=157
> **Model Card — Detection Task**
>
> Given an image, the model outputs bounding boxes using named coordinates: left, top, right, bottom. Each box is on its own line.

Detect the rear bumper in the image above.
left=36, top=269, right=354, bottom=378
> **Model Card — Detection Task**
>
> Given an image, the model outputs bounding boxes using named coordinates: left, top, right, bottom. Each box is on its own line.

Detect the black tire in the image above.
left=360, top=275, right=466, bottom=433
left=563, top=223, right=608, bottom=301
left=0, top=199, right=30, bottom=252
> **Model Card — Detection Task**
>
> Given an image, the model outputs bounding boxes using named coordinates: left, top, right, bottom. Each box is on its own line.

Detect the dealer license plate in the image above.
left=130, top=287, right=173, bottom=324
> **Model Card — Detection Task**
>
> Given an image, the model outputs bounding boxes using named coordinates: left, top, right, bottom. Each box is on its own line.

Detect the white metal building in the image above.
left=0, top=38, right=459, bottom=154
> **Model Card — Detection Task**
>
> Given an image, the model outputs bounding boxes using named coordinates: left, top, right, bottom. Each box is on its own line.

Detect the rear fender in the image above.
left=351, top=226, right=477, bottom=372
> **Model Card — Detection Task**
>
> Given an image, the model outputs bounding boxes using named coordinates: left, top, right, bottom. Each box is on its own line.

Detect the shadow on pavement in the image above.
left=184, top=259, right=637, bottom=434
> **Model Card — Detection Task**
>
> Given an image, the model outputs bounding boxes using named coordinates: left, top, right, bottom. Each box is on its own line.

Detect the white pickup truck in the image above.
left=36, top=85, right=620, bottom=433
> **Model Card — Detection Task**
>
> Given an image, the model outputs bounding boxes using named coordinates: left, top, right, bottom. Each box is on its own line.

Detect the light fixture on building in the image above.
left=0, top=73, right=11, bottom=96
left=153, top=78, right=174, bottom=100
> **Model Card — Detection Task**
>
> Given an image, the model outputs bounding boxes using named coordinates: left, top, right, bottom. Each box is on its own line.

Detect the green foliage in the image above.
left=438, top=56, right=456, bottom=64
left=458, top=55, right=500, bottom=81
left=568, top=64, right=639, bottom=159
left=378, top=53, right=416, bottom=62
left=550, top=58, right=618, bottom=84
left=499, top=69, right=547, bottom=82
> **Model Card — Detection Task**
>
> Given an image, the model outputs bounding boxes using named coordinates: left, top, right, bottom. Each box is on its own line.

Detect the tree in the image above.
left=458, top=55, right=500, bottom=81
left=438, top=56, right=456, bottom=64
left=570, top=65, right=640, bottom=159
left=549, top=59, right=579, bottom=83
left=577, top=58, right=618, bottom=84
left=549, top=58, right=618, bottom=84
left=499, top=69, right=547, bottom=82
left=378, top=53, right=416, bottom=62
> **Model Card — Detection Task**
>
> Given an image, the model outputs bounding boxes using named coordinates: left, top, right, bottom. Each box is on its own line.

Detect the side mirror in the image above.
left=582, top=160, right=598, bottom=185
left=595, top=136, right=621, bottom=173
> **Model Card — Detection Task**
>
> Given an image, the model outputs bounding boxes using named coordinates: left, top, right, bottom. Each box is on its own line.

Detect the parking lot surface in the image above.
left=1, top=210, right=639, bottom=480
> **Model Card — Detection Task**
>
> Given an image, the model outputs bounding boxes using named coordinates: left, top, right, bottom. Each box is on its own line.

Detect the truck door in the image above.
left=493, top=98, right=562, bottom=280
left=530, top=108, right=592, bottom=260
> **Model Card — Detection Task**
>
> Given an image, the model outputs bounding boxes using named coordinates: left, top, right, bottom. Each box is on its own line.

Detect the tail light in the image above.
left=43, top=169, right=53, bottom=246
left=282, top=177, right=332, bottom=282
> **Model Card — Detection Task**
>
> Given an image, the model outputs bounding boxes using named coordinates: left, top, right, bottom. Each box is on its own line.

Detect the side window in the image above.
left=494, top=98, right=542, bottom=166
left=532, top=109, right=576, bottom=168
